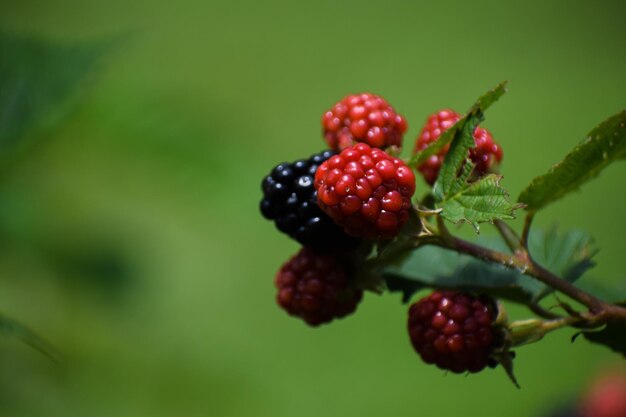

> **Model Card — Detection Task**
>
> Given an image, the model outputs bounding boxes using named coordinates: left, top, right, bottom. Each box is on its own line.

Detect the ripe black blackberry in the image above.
left=408, top=290, right=502, bottom=373
left=260, top=150, right=358, bottom=250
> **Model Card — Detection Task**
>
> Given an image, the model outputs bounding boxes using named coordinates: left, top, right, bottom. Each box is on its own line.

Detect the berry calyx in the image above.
left=322, top=93, right=408, bottom=151
left=408, top=290, right=500, bottom=373
left=314, top=143, right=416, bottom=239
left=260, top=150, right=359, bottom=250
left=413, top=109, right=503, bottom=185
left=275, top=247, right=363, bottom=326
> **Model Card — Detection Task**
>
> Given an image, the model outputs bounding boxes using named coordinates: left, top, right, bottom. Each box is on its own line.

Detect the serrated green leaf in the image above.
left=382, top=227, right=597, bottom=304
left=436, top=173, right=518, bottom=232
left=432, top=119, right=479, bottom=200
left=425, top=82, right=515, bottom=230
left=582, top=302, right=626, bottom=357
left=410, top=81, right=507, bottom=167
left=0, top=31, right=110, bottom=151
left=519, top=109, right=626, bottom=212
left=0, top=314, right=60, bottom=362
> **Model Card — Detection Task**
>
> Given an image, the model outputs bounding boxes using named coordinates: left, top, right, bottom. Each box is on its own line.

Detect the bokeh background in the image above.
left=0, top=0, right=625, bottom=416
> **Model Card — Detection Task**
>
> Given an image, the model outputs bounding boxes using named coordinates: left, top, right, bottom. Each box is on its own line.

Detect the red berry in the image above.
left=413, top=109, right=504, bottom=185
left=314, top=143, right=416, bottom=239
left=581, top=372, right=626, bottom=417
left=408, top=290, right=500, bottom=373
left=275, top=247, right=363, bottom=326
left=322, top=93, right=408, bottom=151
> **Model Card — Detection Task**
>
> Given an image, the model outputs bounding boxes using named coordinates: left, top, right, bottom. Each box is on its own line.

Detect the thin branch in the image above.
left=521, top=213, right=535, bottom=249
left=508, top=315, right=585, bottom=347
left=493, top=220, right=523, bottom=253
left=427, top=233, right=626, bottom=320
left=527, top=302, right=562, bottom=320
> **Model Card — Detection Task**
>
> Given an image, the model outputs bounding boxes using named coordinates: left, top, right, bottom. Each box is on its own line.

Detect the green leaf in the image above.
left=432, top=120, right=479, bottom=201
left=581, top=302, right=626, bottom=357
left=528, top=227, right=598, bottom=300
left=519, top=109, right=626, bottom=213
left=382, top=244, right=543, bottom=304
left=424, top=82, right=516, bottom=230
left=410, top=81, right=507, bottom=167
left=436, top=172, right=518, bottom=232
left=576, top=279, right=626, bottom=304
left=0, top=31, right=109, bottom=151
left=0, top=313, right=60, bottom=362
left=382, top=227, right=597, bottom=303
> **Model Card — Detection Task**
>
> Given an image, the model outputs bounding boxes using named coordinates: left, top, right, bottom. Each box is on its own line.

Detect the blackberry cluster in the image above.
left=408, top=290, right=500, bottom=373
left=314, top=143, right=416, bottom=239
left=260, top=150, right=358, bottom=250
left=275, top=247, right=363, bottom=326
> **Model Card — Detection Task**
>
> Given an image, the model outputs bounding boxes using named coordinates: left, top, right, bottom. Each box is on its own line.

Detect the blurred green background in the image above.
left=0, top=0, right=625, bottom=416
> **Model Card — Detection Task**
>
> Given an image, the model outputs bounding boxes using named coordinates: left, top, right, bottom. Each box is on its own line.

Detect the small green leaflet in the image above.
left=519, top=109, right=626, bottom=213
left=382, top=227, right=597, bottom=304
left=436, top=169, right=518, bottom=232
left=0, top=31, right=110, bottom=151
left=410, top=81, right=507, bottom=167
left=432, top=118, right=479, bottom=201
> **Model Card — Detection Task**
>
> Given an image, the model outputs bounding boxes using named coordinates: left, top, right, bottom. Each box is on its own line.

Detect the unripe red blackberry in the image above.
left=322, top=93, right=408, bottom=151
left=275, top=247, right=363, bottom=326
left=260, top=150, right=358, bottom=251
left=413, top=109, right=503, bottom=185
left=408, top=290, right=500, bottom=373
left=314, top=143, right=416, bottom=239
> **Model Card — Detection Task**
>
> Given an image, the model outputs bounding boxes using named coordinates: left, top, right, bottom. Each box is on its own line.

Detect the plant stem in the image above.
left=521, top=213, right=534, bottom=249
left=527, top=302, right=562, bottom=320
left=428, top=231, right=626, bottom=321
left=508, top=316, right=583, bottom=347
left=493, top=219, right=522, bottom=253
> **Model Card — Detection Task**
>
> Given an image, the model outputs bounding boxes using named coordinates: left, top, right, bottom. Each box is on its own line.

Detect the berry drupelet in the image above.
left=260, top=150, right=358, bottom=251
left=275, top=247, right=363, bottom=326
left=322, top=93, right=408, bottom=151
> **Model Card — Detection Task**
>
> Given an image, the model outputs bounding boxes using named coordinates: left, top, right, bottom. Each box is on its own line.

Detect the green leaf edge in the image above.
left=518, top=109, right=626, bottom=213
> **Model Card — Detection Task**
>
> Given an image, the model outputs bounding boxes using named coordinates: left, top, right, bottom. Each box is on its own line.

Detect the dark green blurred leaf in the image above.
left=529, top=227, right=597, bottom=300
left=0, top=314, right=60, bottom=362
left=582, top=302, right=626, bottom=357
left=576, top=279, right=626, bottom=304
left=410, top=81, right=507, bottom=166
left=0, top=31, right=108, bottom=151
left=519, top=110, right=626, bottom=213
left=382, top=244, right=543, bottom=304
left=383, top=227, right=597, bottom=303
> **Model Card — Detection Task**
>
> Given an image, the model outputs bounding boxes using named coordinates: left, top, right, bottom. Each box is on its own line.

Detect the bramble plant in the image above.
left=259, top=82, right=626, bottom=386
